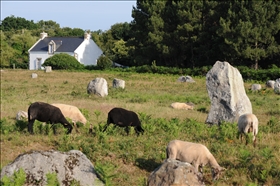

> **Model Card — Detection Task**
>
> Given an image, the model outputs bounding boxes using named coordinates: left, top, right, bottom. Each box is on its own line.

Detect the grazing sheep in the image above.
left=51, top=103, right=87, bottom=125
left=28, top=102, right=73, bottom=134
left=238, top=113, right=258, bottom=147
left=166, top=140, right=226, bottom=181
left=170, top=102, right=194, bottom=110
left=16, top=110, right=28, bottom=120
left=103, top=107, right=144, bottom=136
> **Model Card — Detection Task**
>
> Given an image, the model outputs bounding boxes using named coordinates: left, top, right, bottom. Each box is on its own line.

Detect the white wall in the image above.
left=29, top=52, right=50, bottom=70
left=75, top=39, right=103, bottom=66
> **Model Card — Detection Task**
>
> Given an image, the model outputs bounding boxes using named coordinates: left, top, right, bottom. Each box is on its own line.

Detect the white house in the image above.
left=28, top=32, right=103, bottom=70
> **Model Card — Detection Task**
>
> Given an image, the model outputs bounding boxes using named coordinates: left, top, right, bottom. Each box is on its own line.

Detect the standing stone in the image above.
left=266, top=80, right=275, bottom=88
left=113, top=78, right=125, bottom=89
left=148, top=159, right=204, bottom=186
left=45, top=66, right=52, bottom=73
left=87, top=77, right=108, bottom=97
left=0, top=150, right=104, bottom=186
left=274, top=78, right=280, bottom=94
left=31, top=73, right=38, bottom=78
left=206, top=61, right=252, bottom=124
left=251, top=84, right=261, bottom=91
left=177, top=76, right=195, bottom=83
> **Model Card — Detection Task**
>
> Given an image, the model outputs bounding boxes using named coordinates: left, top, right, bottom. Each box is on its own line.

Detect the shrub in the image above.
left=97, top=55, right=112, bottom=70
left=42, top=53, right=84, bottom=70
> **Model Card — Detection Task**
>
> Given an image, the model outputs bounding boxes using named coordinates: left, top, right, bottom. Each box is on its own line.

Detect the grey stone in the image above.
left=45, top=66, right=52, bottom=73
left=148, top=159, right=204, bottom=186
left=113, top=78, right=125, bottom=89
left=274, top=78, right=280, bottom=94
left=31, top=73, right=38, bottom=78
left=177, top=76, right=195, bottom=83
left=206, top=61, right=252, bottom=125
left=0, top=150, right=104, bottom=186
left=266, top=80, right=275, bottom=88
left=87, top=77, right=108, bottom=97
left=251, top=84, right=261, bottom=91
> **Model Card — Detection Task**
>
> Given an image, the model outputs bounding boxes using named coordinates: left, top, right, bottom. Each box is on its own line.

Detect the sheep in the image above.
left=51, top=103, right=87, bottom=125
left=170, top=102, right=194, bottom=110
left=166, top=140, right=226, bottom=181
left=103, top=107, right=144, bottom=136
left=16, top=110, right=28, bottom=120
left=28, top=102, right=73, bottom=134
left=237, top=113, right=258, bottom=147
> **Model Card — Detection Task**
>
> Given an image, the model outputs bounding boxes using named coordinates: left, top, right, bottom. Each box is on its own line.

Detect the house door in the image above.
left=36, top=58, right=42, bottom=70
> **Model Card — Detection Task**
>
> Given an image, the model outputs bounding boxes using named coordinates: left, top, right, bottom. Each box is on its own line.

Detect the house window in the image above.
left=48, top=40, right=56, bottom=54
left=74, top=53, right=78, bottom=60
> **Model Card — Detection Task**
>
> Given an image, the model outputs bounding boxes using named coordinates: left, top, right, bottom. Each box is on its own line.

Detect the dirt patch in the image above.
left=0, top=140, right=54, bottom=167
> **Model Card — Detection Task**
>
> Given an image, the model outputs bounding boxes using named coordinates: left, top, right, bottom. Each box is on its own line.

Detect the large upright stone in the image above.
left=87, top=77, right=108, bottom=97
left=0, top=150, right=104, bottom=186
left=274, top=78, right=280, bottom=94
left=206, top=61, right=252, bottom=124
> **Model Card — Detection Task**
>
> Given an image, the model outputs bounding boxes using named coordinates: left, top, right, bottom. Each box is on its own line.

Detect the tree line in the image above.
left=1, top=0, right=280, bottom=69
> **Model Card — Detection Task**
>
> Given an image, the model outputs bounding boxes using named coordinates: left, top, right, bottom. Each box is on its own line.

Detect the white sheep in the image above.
left=51, top=103, right=87, bottom=125
left=238, top=113, right=258, bottom=147
left=16, top=110, right=28, bottom=120
left=170, top=102, right=194, bottom=110
left=166, top=140, right=226, bottom=181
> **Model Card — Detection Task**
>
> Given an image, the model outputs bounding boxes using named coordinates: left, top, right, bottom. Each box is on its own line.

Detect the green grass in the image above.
left=1, top=69, right=280, bottom=185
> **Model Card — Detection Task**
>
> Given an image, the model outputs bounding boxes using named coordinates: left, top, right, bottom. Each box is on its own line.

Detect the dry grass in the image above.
left=1, top=69, right=280, bottom=185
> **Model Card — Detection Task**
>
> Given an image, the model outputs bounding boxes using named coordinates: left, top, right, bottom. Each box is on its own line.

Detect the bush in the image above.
left=42, top=53, right=84, bottom=70
left=97, top=55, right=112, bottom=70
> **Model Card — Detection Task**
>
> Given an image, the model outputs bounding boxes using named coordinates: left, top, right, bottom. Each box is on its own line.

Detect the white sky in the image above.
left=1, top=1, right=137, bottom=31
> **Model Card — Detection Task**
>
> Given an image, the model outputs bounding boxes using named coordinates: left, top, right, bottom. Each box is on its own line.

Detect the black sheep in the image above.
left=103, top=107, right=144, bottom=136
left=28, top=102, right=73, bottom=134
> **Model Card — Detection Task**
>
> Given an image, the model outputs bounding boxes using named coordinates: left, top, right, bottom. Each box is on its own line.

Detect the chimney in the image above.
left=40, top=32, right=48, bottom=39
left=84, top=32, right=90, bottom=40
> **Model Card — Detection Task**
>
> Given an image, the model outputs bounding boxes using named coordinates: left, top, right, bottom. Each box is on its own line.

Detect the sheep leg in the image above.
left=125, top=126, right=130, bottom=135
left=102, top=123, right=109, bottom=132
left=253, top=138, right=256, bottom=147
left=199, top=165, right=203, bottom=173
left=194, top=164, right=200, bottom=174
left=51, top=124, right=57, bottom=135
left=73, top=121, right=79, bottom=133
left=28, top=120, right=35, bottom=134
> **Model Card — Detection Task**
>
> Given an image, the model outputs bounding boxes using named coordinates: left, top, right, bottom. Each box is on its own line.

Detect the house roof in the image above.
left=29, top=37, right=84, bottom=52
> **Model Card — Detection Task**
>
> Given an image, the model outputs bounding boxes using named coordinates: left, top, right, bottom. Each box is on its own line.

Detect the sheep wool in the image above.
left=238, top=113, right=258, bottom=147
left=166, top=140, right=225, bottom=181
left=51, top=103, right=87, bottom=125
left=170, top=102, right=194, bottom=110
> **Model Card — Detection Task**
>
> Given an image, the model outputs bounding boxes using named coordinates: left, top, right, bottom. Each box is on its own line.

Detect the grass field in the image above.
left=1, top=69, right=280, bottom=185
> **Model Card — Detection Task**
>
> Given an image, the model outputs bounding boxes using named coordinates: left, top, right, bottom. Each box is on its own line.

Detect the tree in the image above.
left=217, top=1, right=280, bottom=69
left=0, top=15, right=38, bottom=31
left=0, top=31, right=15, bottom=67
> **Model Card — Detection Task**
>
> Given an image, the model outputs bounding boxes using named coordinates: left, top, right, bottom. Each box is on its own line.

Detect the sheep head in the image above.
left=211, top=166, right=226, bottom=181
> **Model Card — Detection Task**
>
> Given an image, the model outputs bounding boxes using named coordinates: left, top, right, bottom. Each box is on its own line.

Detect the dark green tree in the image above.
left=43, top=53, right=84, bottom=70
left=0, top=15, right=38, bottom=31
left=217, top=1, right=280, bottom=69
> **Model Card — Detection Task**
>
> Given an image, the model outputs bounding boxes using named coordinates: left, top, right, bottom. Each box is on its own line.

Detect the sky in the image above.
left=1, top=1, right=137, bottom=31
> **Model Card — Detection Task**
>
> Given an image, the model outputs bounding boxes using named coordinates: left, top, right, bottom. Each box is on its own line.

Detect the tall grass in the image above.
left=1, top=69, right=280, bottom=185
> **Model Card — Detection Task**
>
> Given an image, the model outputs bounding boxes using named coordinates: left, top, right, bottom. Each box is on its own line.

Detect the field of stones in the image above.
left=1, top=68, right=280, bottom=185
